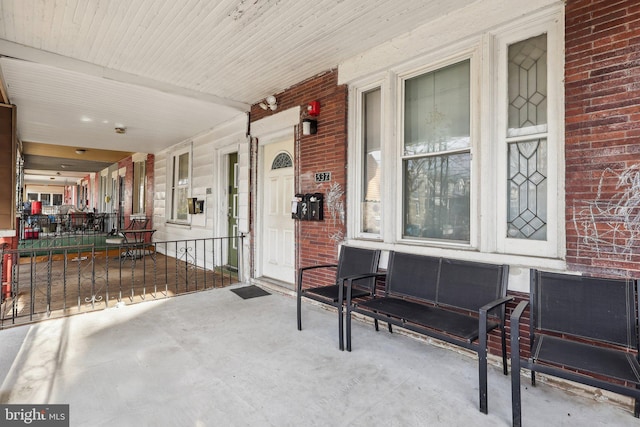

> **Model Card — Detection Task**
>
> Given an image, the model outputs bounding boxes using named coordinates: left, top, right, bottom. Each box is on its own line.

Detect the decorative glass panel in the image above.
left=508, top=34, right=547, bottom=136
left=507, top=139, right=547, bottom=239
left=506, top=34, right=548, bottom=241
left=362, top=88, right=381, bottom=234
left=271, top=152, right=292, bottom=170
left=403, top=153, right=470, bottom=241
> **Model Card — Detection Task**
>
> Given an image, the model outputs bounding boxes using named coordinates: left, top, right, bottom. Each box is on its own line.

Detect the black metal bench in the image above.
left=297, top=246, right=380, bottom=350
left=511, top=269, right=640, bottom=426
left=345, top=251, right=511, bottom=414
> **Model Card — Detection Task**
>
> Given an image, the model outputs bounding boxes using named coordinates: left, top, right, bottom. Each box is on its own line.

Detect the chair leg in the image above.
left=297, top=292, right=302, bottom=331
left=479, top=328, right=488, bottom=414
left=374, top=318, right=379, bottom=331
left=501, top=325, right=508, bottom=375
left=511, top=332, right=523, bottom=426
left=531, top=371, right=536, bottom=387
left=346, top=306, right=353, bottom=352
left=635, top=396, right=640, bottom=418
left=338, top=304, right=344, bottom=351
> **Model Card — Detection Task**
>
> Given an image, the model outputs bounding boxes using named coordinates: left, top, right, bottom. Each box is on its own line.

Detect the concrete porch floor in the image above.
left=0, top=284, right=633, bottom=426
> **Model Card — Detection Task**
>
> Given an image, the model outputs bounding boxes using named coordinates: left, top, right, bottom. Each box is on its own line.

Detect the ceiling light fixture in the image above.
left=259, top=95, right=278, bottom=111
left=75, top=149, right=86, bottom=155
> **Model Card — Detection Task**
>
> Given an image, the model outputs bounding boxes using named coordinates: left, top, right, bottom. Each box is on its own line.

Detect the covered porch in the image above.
left=0, top=285, right=632, bottom=426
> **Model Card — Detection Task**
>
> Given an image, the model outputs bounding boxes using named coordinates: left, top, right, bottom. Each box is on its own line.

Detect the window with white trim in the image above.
left=403, top=60, right=471, bottom=242
left=169, top=145, right=191, bottom=223
left=361, top=87, right=382, bottom=236
left=133, top=160, right=146, bottom=215
left=350, top=14, right=562, bottom=259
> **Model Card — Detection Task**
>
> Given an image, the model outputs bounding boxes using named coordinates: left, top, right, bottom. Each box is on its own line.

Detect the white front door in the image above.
left=261, top=138, right=295, bottom=283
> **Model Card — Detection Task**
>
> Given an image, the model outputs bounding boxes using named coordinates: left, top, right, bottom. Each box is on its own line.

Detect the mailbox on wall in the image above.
left=292, top=194, right=304, bottom=220
left=291, top=193, right=323, bottom=221
left=188, top=198, right=205, bottom=214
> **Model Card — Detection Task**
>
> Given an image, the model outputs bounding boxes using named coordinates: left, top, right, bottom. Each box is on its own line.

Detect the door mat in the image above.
left=230, top=285, right=271, bottom=300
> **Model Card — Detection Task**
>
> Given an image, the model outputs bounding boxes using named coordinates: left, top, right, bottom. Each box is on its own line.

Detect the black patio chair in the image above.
left=511, top=269, right=640, bottom=426
left=297, top=246, right=380, bottom=350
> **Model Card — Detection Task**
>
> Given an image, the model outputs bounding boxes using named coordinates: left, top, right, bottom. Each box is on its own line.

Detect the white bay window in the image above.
left=349, top=11, right=563, bottom=263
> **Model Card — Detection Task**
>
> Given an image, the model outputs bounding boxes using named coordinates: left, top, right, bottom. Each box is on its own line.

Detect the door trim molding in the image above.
left=256, top=135, right=295, bottom=284
left=251, top=106, right=300, bottom=143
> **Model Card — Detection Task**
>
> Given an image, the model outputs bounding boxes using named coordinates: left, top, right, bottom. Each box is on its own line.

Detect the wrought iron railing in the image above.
left=18, top=212, right=121, bottom=249
left=0, top=235, right=244, bottom=329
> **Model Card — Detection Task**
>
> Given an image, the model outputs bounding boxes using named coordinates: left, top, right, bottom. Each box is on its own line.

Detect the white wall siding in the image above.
left=153, top=114, right=248, bottom=250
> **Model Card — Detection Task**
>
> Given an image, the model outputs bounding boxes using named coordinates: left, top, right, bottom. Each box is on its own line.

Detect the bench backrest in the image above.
left=531, top=269, right=639, bottom=349
left=385, top=251, right=440, bottom=302
left=336, top=246, right=381, bottom=288
left=384, top=252, right=507, bottom=314
left=438, top=258, right=508, bottom=312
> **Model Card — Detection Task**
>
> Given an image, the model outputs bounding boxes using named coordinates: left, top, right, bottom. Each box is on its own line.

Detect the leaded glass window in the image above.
left=271, top=152, right=292, bottom=170
left=506, top=34, right=548, bottom=240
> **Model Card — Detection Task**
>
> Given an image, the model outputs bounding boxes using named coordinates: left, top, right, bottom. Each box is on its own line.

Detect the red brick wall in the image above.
left=118, top=154, right=155, bottom=229
left=251, top=70, right=348, bottom=285
left=565, top=0, right=640, bottom=277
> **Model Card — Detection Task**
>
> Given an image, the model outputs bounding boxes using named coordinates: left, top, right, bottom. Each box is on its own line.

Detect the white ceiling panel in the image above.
left=0, top=0, right=479, bottom=103
left=0, top=57, right=245, bottom=153
left=0, top=0, right=481, bottom=180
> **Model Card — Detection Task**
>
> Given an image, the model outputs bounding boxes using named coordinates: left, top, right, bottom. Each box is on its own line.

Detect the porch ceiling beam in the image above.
left=0, top=38, right=250, bottom=112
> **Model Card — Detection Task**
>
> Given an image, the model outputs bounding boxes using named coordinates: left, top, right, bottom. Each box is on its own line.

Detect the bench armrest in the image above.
left=297, top=264, right=338, bottom=292
left=344, top=272, right=387, bottom=306
left=479, top=295, right=515, bottom=317
left=510, top=300, right=529, bottom=326
left=510, top=300, right=530, bottom=366
left=478, top=295, right=514, bottom=339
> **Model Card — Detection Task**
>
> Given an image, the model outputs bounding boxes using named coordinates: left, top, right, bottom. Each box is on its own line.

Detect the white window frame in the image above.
left=493, top=15, right=564, bottom=258
left=168, top=143, right=192, bottom=224
left=347, top=9, right=564, bottom=263
left=351, top=80, right=386, bottom=240
left=132, top=153, right=147, bottom=216
left=396, top=51, right=479, bottom=248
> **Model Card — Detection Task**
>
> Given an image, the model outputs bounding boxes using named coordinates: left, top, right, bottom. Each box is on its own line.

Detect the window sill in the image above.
left=165, top=221, right=191, bottom=229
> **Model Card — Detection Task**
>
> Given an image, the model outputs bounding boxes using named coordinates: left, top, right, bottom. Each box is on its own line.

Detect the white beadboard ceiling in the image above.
left=0, top=0, right=479, bottom=181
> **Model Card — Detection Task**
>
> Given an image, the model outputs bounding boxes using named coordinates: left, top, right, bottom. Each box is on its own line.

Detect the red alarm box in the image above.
left=308, top=101, right=320, bottom=116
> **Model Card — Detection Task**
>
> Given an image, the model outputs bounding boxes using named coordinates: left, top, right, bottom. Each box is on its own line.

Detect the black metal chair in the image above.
left=511, top=269, right=640, bottom=426
left=297, top=246, right=380, bottom=350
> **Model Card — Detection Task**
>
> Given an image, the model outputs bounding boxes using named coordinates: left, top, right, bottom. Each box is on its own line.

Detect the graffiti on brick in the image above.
left=326, top=182, right=345, bottom=243
left=572, top=165, right=640, bottom=260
